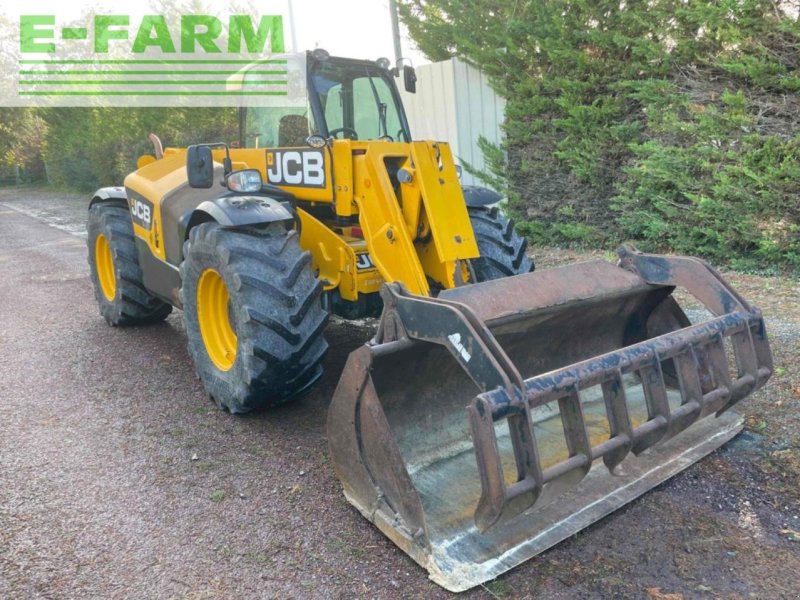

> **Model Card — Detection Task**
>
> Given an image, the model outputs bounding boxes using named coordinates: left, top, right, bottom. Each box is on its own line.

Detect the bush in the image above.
left=400, top=0, right=800, bottom=270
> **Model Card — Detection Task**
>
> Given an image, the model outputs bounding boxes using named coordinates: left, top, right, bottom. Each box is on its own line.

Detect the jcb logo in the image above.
left=266, top=149, right=325, bottom=188
left=356, top=253, right=374, bottom=271
left=129, top=197, right=153, bottom=229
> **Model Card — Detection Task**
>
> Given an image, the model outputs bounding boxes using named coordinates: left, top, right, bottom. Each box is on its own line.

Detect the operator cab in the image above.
left=242, top=50, right=413, bottom=147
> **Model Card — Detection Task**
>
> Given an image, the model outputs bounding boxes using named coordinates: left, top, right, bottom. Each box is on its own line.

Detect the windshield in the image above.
left=311, top=61, right=408, bottom=141
left=240, top=53, right=313, bottom=148
left=243, top=105, right=313, bottom=148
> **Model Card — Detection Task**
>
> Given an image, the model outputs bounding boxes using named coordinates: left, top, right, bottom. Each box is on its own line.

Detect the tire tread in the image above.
left=180, top=222, right=328, bottom=413
left=468, top=206, right=535, bottom=281
left=87, top=205, right=172, bottom=326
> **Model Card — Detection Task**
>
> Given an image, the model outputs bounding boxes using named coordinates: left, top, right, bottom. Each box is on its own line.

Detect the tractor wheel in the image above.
left=87, top=204, right=172, bottom=326
left=468, top=206, right=534, bottom=281
left=179, top=222, right=328, bottom=414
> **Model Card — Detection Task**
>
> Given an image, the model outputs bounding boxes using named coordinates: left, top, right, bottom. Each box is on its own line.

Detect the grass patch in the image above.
left=325, top=536, right=369, bottom=558
left=484, top=579, right=513, bottom=597
left=243, top=550, right=272, bottom=564
left=165, top=427, right=187, bottom=436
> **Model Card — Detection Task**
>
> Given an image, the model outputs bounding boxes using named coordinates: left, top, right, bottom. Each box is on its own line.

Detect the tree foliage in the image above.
left=0, top=109, right=47, bottom=181
left=40, top=108, right=238, bottom=191
left=0, top=107, right=238, bottom=191
left=399, top=0, right=800, bottom=269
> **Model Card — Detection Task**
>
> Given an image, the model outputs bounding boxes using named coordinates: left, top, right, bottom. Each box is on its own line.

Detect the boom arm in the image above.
left=351, top=140, right=479, bottom=296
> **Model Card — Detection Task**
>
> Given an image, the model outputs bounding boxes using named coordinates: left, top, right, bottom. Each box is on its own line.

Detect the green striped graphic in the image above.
left=16, top=58, right=295, bottom=100
left=19, top=80, right=288, bottom=85
left=19, top=59, right=288, bottom=64
left=19, top=91, right=289, bottom=96
left=19, top=70, right=288, bottom=75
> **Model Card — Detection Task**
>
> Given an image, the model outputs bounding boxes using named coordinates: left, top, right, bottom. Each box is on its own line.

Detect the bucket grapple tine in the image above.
left=471, top=389, right=548, bottom=531
left=750, top=320, right=774, bottom=387
left=469, top=396, right=546, bottom=532
left=561, top=387, right=590, bottom=451
left=507, top=408, right=542, bottom=486
left=532, top=387, right=596, bottom=507
left=665, top=347, right=703, bottom=438
left=633, top=360, right=670, bottom=453
left=725, top=325, right=760, bottom=409
left=468, top=398, right=507, bottom=528
left=599, top=372, right=634, bottom=472
left=702, top=334, right=734, bottom=416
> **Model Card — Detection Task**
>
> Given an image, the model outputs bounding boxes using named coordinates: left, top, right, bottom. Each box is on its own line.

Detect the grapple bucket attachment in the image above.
left=327, top=249, right=772, bottom=592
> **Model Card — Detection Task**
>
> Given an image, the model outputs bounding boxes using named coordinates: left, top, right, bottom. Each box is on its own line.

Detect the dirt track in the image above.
left=1, top=187, right=799, bottom=599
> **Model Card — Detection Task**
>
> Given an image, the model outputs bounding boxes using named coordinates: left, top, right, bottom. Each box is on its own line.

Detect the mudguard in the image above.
left=89, top=186, right=128, bottom=209
left=462, top=185, right=502, bottom=207
left=184, top=195, right=295, bottom=237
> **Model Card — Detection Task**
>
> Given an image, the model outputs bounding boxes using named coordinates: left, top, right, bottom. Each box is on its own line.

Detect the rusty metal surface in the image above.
left=327, top=249, right=773, bottom=592
left=439, top=259, right=650, bottom=326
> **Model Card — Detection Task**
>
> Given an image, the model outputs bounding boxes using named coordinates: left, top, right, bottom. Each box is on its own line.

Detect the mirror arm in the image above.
left=197, top=142, right=232, bottom=175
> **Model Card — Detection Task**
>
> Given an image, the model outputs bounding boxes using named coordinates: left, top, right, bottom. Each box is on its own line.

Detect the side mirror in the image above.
left=186, top=145, right=214, bottom=188
left=403, top=65, right=417, bottom=93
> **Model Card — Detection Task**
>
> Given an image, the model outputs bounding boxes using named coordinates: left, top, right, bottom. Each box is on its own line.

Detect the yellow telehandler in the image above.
left=87, top=50, right=772, bottom=591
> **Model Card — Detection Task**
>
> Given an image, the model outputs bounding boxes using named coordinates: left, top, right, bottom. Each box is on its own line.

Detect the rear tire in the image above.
left=180, top=222, right=328, bottom=414
left=468, top=206, right=534, bottom=281
left=87, top=204, right=172, bottom=326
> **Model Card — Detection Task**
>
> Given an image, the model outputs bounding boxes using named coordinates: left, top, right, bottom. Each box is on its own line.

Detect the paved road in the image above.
left=1, top=190, right=798, bottom=599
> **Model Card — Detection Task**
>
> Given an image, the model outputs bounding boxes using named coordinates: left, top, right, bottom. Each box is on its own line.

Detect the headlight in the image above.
left=226, top=169, right=263, bottom=192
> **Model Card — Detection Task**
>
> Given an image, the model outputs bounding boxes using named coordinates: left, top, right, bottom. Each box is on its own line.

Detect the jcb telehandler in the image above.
left=87, top=51, right=772, bottom=591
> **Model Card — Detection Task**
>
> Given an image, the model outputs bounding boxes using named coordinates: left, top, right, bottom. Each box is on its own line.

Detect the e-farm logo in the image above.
left=3, top=4, right=297, bottom=108
left=19, top=15, right=284, bottom=55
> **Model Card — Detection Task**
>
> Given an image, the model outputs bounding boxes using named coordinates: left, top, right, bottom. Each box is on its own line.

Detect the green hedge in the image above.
left=400, top=0, right=800, bottom=270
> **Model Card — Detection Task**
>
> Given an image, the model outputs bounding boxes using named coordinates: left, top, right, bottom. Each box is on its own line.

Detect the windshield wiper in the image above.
left=365, top=70, right=389, bottom=139
left=378, top=102, right=388, bottom=138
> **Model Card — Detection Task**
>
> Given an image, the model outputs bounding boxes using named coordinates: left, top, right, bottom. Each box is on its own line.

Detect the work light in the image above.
left=226, top=169, right=263, bottom=192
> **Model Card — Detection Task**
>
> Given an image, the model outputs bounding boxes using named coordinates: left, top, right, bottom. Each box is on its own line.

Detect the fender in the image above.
left=183, top=195, right=296, bottom=241
left=89, top=186, right=128, bottom=210
left=461, top=185, right=502, bottom=207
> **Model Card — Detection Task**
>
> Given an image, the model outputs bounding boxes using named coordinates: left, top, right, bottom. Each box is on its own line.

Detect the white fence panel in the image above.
left=399, top=58, right=505, bottom=188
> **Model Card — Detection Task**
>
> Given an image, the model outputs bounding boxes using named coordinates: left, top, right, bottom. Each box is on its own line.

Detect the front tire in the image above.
left=87, top=204, right=172, bottom=326
left=468, top=206, right=534, bottom=281
left=180, top=222, right=328, bottom=413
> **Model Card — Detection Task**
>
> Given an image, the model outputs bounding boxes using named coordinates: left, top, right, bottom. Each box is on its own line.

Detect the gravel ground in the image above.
left=1, top=187, right=798, bottom=599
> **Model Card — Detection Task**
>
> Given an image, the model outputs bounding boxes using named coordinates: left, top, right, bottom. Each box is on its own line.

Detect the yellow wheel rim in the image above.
left=95, top=234, right=116, bottom=302
left=197, top=268, right=237, bottom=371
